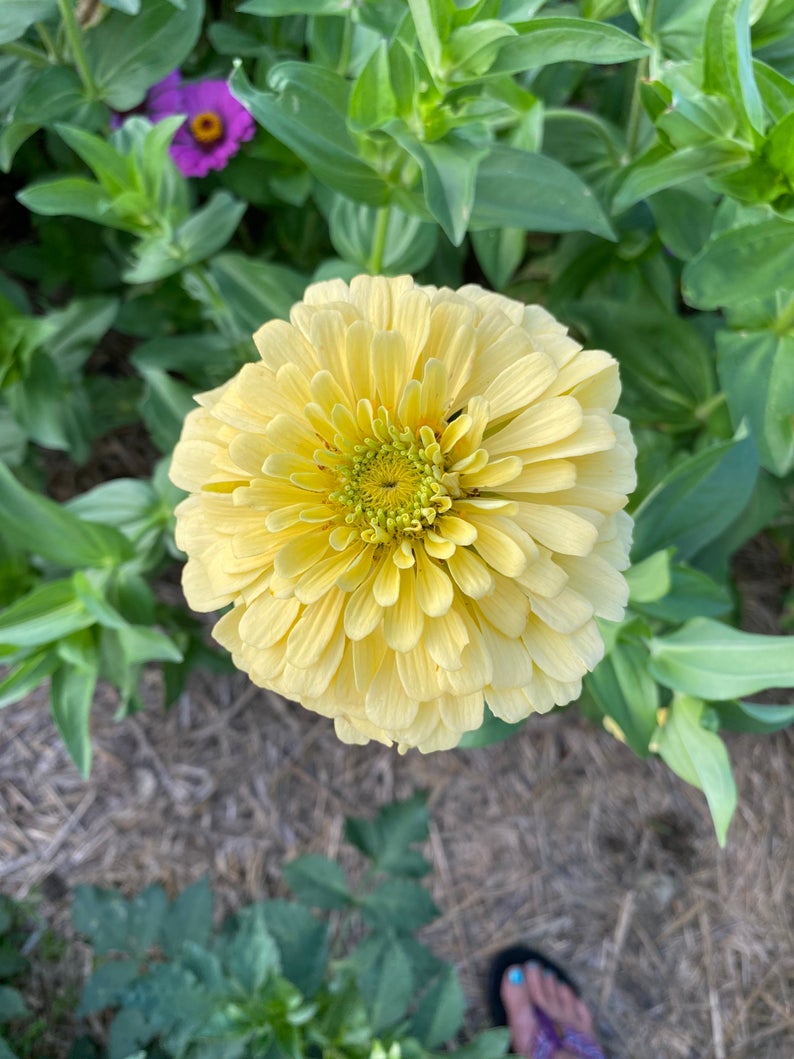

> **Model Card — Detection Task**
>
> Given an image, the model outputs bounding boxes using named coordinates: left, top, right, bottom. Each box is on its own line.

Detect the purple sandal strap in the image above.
left=532, top=1008, right=563, bottom=1059
left=559, top=1027, right=605, bottom=1058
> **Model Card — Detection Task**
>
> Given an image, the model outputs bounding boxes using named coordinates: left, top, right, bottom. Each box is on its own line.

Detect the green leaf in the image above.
left=648, top=188, right=718, bottom=261
left=715, top=699, right=794, bottom=733
left=635, top=563, right=732, bottom=623
left=444, top=20, right=517, bottom=79
left=160, top=878, right=213, bottom=960
left=683, top=218, right=794, bottom=309
left=451, top=1028, right=511, bottom=1059
left=613, top=143, right=748, bottom=212
left=568, top=297, right=715, bottom=425
left=208, top=253, right=307, bottom=333
left=472, top=145, right=615, bottom=240
left=239, top=0, right=348, bottom=11
left=51, top=659, right=98, bottom=778
left=78, top=961, right=140, bottom=1016
left=174, top=192, right=247, bottom=266
left=650, top=693, right=737, bottom=845
left=0, top=1, right=57, bottom=45
left=648, top=617, right=794, bottom=700
left=717, top=329, right=794, bottom=475
left=0, top=463, right=133, bottom=567
left=73, top=884, right=168, bottom=957
left=470, top=227, right=525, bottom=290
left=222, top=906, right=280, bottom=993
left=359, top=879, right=438, bottom=932
left=13, top=65, right=103, bottom=129
left=349, top=42, right=396, bottom=132
left=350, top=935, right=414, bottom=1032
left=753, top=59, right=794, bottom=123
left=282, top=854, right=352, bottom=909
left=0, top=581, right=94, bottom=648
left=115, top=625, right=183, bottom=665
left=490, top=17, right=648, bottom=74
left=387, top=127, right=487, bottom=246
left=406, top=0, right=447, bottom=84
left=585, top=641, right=659, bottom=756
left=16, top=178, right=116, bottom=228
left=0, top=985, right=28, bottom=1021
left=344, top=792, right=430, bottom=877
left=230, top=62, right=387, bottom=206
left=631, top=430, right=759, bottom=562
left=259, top=900, right=328, bottom=997
left=626, top=550, right=671, bottom=604
left=0, top=651, right=58, bottom=709
left=703, top=0, right=765, bottom=137
left=86, top=0, right=204, bottom=110
left=328, top=198, right=438, bottom=274
left=137, top=368, right=196, bottom=453
left=410, top=965, right=465, bottom=1048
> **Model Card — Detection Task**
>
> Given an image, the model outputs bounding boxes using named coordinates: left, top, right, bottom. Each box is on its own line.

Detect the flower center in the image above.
left=330, top=423, right=453, bottom=544
left=189, top=110, right=224, bottom=145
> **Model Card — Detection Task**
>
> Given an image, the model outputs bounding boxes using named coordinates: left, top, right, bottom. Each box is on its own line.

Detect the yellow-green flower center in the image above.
left=330, top=423, right=452, bottom=544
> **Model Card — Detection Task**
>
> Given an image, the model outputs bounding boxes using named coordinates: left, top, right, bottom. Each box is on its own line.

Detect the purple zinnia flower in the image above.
left=110, top=71, right=183, bottom=130
left=167, top=80, right=256, bottom=178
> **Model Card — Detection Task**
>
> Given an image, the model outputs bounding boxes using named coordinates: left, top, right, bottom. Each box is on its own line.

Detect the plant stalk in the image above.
left=0, top=41, right=49, bottom=67
left=57, top=0, right=98, bottom=99
left=368, top=206, right=390, bottom=275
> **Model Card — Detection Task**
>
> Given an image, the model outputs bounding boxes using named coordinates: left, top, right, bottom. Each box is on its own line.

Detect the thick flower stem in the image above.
left=368, top=206, right=390, bottom=275
left=57, top=0, right=98, bottom=100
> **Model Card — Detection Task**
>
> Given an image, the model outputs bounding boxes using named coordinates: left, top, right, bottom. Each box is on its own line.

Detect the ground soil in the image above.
left=2, top=656, right=792, bottom=1059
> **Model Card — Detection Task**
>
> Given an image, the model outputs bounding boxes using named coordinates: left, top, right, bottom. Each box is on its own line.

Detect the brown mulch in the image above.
left=1, top=669, right=792, bottom=1059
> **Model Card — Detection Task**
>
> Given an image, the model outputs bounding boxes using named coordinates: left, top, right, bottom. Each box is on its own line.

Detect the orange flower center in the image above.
left=189, top=111, right=224, bottom=145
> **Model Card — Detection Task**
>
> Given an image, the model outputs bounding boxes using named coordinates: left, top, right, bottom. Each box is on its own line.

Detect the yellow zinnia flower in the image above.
left=170, top=275, right=636, bottom=752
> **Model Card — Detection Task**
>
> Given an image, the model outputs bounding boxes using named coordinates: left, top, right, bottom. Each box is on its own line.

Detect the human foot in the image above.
left=499, top=958, right=603, bottom=1058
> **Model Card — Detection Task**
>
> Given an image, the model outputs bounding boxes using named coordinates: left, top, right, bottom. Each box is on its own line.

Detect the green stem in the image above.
left=694, top=390, right=727, bottom=422
left=773, top=294, right=794, bottom=335
left=36, top=21, right=58, bottom=61
left=184, top=265, right=239, bottom=339
left=624, top=54, right=649, bottom=161
left=57, top=0, right=98, bottom=99
left=336, top=14, right=354, bottom=77
left=368, top=206, right=390, bottom=275
left=0, top=41, right=49, bottom=67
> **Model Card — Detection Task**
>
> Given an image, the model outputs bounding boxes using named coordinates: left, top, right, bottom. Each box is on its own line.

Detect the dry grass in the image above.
left=1, top=670, right=792, bottom=1059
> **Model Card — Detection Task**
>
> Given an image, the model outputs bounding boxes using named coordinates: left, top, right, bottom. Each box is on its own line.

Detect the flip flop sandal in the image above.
left=487, top=944, right=605, bottom=1059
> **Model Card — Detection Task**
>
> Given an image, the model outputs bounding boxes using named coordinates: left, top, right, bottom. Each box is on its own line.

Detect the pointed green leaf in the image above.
left=648, top=617, right=794, bottom=700
left=472, top=145, right=615, bottom=240
left=86, top=0, right=204, bottom=110
left=344, top=792, right=430, bottom=876
left=683, top=218, right=794, bottom=309
left=490, top=17, right=648, bottom=74
left=0, top=463, right=133, bottom=566
left=717, top=329, right=794, bottom=475
left=703, top=0, right=765, bottom=137
left=411, top=965, right=465, bottom=1048
left=632, top=430, right=758, bottom=562
left=283, top=854, right=352, bottom=910
left=651, top=694, right=736, bottom=845
left=51, top=660, right=97, bottom=777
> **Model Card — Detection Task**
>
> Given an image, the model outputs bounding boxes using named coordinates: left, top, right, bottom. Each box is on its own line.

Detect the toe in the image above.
left=500, top=965, right=538, bottom=1055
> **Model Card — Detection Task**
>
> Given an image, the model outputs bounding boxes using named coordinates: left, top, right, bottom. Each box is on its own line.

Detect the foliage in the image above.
left=65, top=794, right=509, bottom=1059
left=0, top=0, right=792, bottom=840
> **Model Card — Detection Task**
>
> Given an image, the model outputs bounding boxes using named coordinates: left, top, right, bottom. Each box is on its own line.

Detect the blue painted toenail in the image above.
left=508, top=967, right=524, bottom=984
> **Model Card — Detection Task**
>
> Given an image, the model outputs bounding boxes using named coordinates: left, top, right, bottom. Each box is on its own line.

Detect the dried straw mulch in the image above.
left=1, top=670, right=792, bottom=1059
